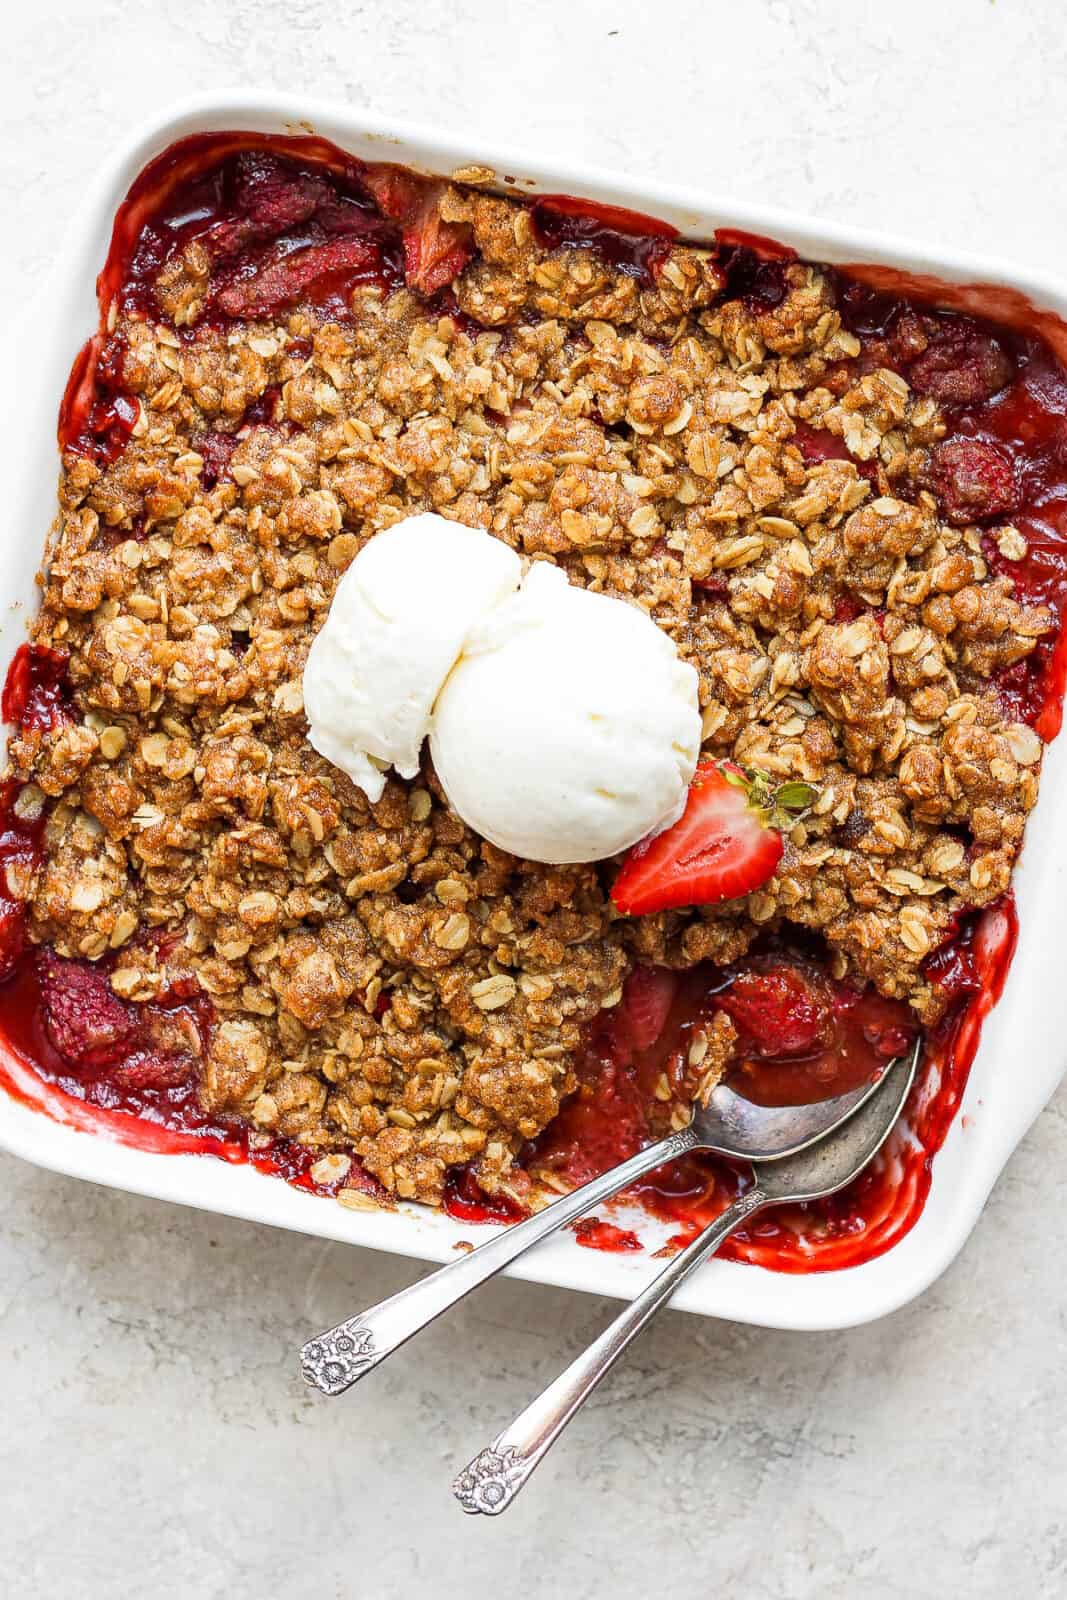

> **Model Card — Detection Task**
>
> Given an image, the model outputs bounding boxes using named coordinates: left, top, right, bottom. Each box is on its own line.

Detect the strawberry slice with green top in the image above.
left=611, top=760, right=815, bottom=916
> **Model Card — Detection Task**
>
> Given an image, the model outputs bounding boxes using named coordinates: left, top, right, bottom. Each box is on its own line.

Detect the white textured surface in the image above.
left=5, top=2, right=1067, bottom=1594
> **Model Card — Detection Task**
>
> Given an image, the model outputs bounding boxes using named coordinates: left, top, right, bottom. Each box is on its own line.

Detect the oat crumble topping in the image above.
left=8, top=147, right=1053, bottom=1211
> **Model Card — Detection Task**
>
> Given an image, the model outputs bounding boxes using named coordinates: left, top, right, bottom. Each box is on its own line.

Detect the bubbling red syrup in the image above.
left=6, top=133, right=1065, bottom=1271
left=1, top=644, right=72, bottom=733
left=530, top=194, right=676, bottom=283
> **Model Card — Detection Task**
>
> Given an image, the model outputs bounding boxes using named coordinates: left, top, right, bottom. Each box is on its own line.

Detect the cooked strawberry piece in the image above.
left=402, top=209, right=474, bottom=297
left=362, top=167, right=473, bottom=296
left=360, top=163, right=426, bottom=223
left=716, top=963, right=834, bottom=1058
left=909, top=321, right=1013, bottom=405
left=36, top=947, right=206, bottom=1088
left=614, top=966, right=679, bottom=1052
left=928, top=437, right=1017, bottom=524
left=204, top=153, right=334, bottom=260
left=721, top=961, right=918, bottom=1106
left=214, top=236, right=383, bottom=317
left=38, top=950, right=136, bottom=1070
left=233, top=152, right=330, bottom=223
left=611, top=761, right=813, bottom=916
left=116, top=1050, right=196, bottom=1091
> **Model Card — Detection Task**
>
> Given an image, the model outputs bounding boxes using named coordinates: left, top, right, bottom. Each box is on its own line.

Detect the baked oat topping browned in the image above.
left=8, top=144, right=1055, bottom=1210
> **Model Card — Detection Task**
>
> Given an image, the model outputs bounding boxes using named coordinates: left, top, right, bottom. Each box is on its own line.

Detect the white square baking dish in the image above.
left=5, top=89, right=1067, bottom=1331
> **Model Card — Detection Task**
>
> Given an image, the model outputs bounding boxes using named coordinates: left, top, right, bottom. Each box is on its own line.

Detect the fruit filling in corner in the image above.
left=2, top=130, right=1063, bottom=1270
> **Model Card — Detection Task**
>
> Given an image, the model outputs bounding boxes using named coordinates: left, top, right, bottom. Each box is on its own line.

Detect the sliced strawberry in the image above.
left=36, top=949, right=204, bottom=1085
left=203, top=152, right=334, bottom=261
left=402, top=206, right=475, bottom=298
left=611, top=761, right=814, bottom=916
left=614, top=966, right=679, bottom=1052
left=715, top=962, right=834, bottom=1058
left=214, top=236, right=383, bottom=317
left=360, top=164, right=426, bottom=223
left=362, top=166, right=473, bottom=296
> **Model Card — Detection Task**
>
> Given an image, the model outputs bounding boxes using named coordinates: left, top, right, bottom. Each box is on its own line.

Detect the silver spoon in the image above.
left=452, top=1039, right=920, bottom=1515
left=300, top=1045, right=910, bottom=1398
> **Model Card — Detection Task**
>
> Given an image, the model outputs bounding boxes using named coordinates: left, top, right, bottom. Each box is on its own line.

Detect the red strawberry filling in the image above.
left=1, top=644, right=71, bottom=733
left=361, top=166, right=475, bottom=296
left=522, top=946, right=923, bottom=1245
left=203, top=151, right=337, bottom=261
left=191, top=428, right=240, bottom=490
left=614, top=965, right=680, bottom=1052
left=38, top=950, right=136, bottom=1070
left=529, top=194, right=676, bottom=284
left=716, top=243, right=789, bottom=310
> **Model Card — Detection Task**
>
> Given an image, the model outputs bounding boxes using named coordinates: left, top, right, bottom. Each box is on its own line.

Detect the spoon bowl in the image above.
left=696, top=1064, right=898, bottom=1163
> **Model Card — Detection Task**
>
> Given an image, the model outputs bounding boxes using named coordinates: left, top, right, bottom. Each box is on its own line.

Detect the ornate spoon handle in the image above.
left=301, top=1125, right=698, bottom=1396
left=452, top=1186, right=768, bottom=1515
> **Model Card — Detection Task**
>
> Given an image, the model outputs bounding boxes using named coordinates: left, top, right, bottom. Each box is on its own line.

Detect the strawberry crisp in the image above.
left=3, top=130, right=1066, bottom=1263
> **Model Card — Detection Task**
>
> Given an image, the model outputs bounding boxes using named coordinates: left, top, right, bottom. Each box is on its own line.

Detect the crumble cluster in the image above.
left=11, top=178, right=1051, bottom=1207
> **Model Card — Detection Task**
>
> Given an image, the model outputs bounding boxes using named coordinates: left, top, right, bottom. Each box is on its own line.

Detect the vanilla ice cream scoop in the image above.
left=430, top=563, right=700, bottom=864
left=303, top=513, right=700, bottom=863
left=302, top=514, right=521, bottom=802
